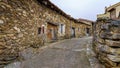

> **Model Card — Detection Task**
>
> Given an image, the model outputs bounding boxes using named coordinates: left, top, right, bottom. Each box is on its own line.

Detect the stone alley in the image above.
left=4, top=37, right=105, bottom=68
left=1, top=0, right=120, bottom=68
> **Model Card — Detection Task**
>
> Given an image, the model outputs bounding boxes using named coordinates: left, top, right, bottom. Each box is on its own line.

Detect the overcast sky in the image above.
left=50, top=0, right=120, bottom=21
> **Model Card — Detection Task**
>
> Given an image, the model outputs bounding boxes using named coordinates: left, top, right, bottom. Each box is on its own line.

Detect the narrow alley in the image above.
left=5, top=37, right=104, bottom=68
left=1, top=0, right=120, bottom=68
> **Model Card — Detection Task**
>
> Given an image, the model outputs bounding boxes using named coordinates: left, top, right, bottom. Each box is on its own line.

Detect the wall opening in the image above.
left=38, top=27, right=41, bottom=34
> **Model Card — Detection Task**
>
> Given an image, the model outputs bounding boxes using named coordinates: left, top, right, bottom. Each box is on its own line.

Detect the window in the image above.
left=38, top=26, right=45, bottom=34
left=61, top=24, right=64, bottom=33
left=59, top=24, right=65, bottom=35
left=42, top=27, right=44, bottom=34
left=38, top=27, right=41, bottom=34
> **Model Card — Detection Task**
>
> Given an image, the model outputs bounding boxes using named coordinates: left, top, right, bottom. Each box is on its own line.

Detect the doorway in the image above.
left=47, top=22, right=58, bottom=41
left=86, top=28, right=90, bottom=36
left=71, top=27, right=75, bottom=38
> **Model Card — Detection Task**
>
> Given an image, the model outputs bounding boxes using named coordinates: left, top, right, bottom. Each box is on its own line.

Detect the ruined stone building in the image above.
left=0, top=0, right=92, bottom=67
left=94, top=2, right=120, bottom=68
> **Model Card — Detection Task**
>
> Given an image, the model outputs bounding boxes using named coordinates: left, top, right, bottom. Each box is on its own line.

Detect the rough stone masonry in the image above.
left=93, top=18, right=120, bottom=68
left=0, top=0, right=91, bottom=67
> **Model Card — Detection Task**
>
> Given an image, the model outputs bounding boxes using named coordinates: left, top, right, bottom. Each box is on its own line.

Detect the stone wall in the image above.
left=75, top=23, right=91, bottom=37
left=0, top=0, right=90, bottom=67
left=93, top=18, right=120, bottom=68
left=0, top=0, right=44, bottom=67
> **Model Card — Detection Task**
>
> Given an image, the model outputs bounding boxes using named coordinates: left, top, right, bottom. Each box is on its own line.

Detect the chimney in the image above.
left=105, top=6, right=107, bottom=14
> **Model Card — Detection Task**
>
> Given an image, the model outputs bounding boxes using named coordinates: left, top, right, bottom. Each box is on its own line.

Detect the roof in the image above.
left=78, top=18, right=94, bottom=25
left=37, top=0, right=90, bottom=25
left=107, top=2, right=120, bottom=12
left=78, top=18, right=94, bottom=23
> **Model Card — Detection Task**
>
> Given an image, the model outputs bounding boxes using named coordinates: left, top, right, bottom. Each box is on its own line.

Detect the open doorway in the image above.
left=86, top=28, right=90, bottom=36
left=71, top=27, right=75, bottom=38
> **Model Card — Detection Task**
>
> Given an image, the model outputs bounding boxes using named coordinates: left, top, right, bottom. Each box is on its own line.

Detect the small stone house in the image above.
left=0, top=0, right=92, bottom=66
left=78, top=18, right=93, bottom=36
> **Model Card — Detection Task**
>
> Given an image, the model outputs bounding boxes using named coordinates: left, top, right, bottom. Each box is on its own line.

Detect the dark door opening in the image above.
left=71, top=27, right=75, bottom=38
left=86, top=28, right=90, bottom=36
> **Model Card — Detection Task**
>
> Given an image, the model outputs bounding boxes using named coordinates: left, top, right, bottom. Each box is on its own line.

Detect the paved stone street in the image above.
left=5, top=37, right=104, bottom=68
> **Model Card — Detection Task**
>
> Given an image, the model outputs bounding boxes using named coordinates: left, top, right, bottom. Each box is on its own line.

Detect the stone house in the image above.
left=78, top=18, right=93, bottom=36
left=97, top=2, right=120, bottom=19
left=94, top=2, right=120, bottom=68
left=0, top=0, right=92, bottom=66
